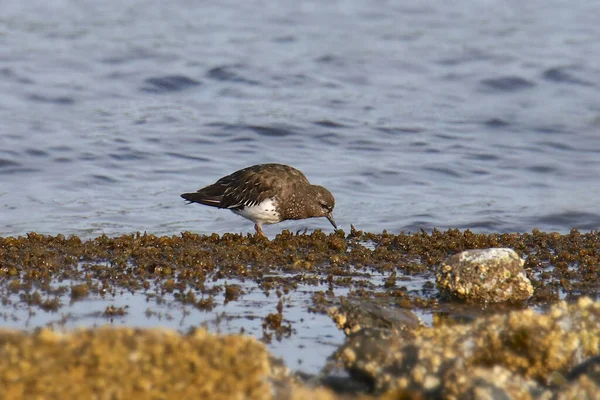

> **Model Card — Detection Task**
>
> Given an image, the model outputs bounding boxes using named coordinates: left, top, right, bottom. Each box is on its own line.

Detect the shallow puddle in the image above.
left=0, top=265, right=430, bottom=373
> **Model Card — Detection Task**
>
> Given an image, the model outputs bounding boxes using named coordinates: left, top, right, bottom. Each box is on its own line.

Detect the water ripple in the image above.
left=480, top=76, right=536, bottom=92
left=28, top=94, right=75, bottom=105
left=206, top=65, right=259, bottom=85
left=141, top=75, right=201, bottom=93
left=166, top=152, right=212, bottom=162
left=313, top=120, right=347, bottom=128
left=249, top=125, right=297, bottom=137
left=0, top=159, right=20, bottom=168
left=542, top=67, right=593, bottom=86
left=532, top=212, right=600, bottom=231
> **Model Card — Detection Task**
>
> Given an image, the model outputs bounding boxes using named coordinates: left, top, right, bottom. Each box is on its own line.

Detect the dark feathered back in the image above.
left=181, top=163, right=311, bottom=210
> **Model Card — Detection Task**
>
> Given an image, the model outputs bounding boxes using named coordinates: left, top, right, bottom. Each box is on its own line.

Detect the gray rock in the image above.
left=328, top=298, right=420, bottom=336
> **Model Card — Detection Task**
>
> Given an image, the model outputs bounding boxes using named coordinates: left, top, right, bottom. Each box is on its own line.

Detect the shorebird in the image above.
left=181, top=163, right=337, bottom=237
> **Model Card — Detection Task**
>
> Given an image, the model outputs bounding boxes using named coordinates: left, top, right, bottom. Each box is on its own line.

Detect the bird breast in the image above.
left=231, top=198, right=281, bottom=224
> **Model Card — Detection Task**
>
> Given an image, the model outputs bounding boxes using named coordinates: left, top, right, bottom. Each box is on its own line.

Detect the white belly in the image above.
left=231, top=198, right=280, bottom=224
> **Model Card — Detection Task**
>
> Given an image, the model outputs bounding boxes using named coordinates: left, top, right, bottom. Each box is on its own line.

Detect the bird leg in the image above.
left=254, top=224, right=267, bottom=238
left=296, top=227, right=308, bottom=235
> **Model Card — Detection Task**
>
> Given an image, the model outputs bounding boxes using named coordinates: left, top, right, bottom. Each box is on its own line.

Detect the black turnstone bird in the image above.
left=181, top=163, right=337, bottom=237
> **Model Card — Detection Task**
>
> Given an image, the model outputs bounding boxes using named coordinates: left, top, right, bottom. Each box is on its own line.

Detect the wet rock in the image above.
left=329, top=328, right=408, bottom=391
left=331, top=298, right=600, bottom=396
left=328, top=298, right=421, bottom=336
left=224, top=283, right=243, bottom=303
left=554, top=355, right=600, bottom=399
left=275, top=384, right=339, bottom=400
left=436, top=248, right=533, bottom=303
left=304, top=374, right=372, bottom=395
left=441, top=365, right=551, bottom=399
left=556, top=374, right=600, bottom=400
left=267, top=354, right=342, bottom=400
left=567, top=355, right=600, bottom=383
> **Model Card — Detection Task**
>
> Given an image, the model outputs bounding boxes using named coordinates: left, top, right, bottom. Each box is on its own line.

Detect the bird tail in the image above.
left=181, top=192, right=221, bottom=207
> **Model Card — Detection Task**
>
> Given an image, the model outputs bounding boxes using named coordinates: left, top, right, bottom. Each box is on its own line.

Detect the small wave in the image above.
left=249, top=125, right=296, bottom=137
left=109, top=150, right=151, bottom=161
left=347, top=139, right=384, bottom=152
left=483, top=118, right=511, bottom=128
left=422, top=166, right=462, bottom=179
left=141, top=75, right=201, bottom=93
left=313, top=133, right=341, bottom=145
left=376, top=126, right=424, bottom=135
left=313, top=120, right=346, bottom=128
left=542, top=67, right=593, bottom=86
left=464, top=153, right=501, bottom=162
left=165, top=152, right=212, bottom=162
left=0, top=158, right=20, bottom=168
left=25, top=148, right=49, bottom=157
left=526, top=164, right=559, bottom=174
left=480, top=76, right=535, bottom=92
left=90, top=174, right=118, bottom=184
left=532, top=211, right=600, bottom=231
left=206, top=65, right=259, bottom=85
left=28, top=94, right=75, bottom=105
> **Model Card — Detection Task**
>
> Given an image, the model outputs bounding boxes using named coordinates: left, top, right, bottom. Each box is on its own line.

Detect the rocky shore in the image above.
left=0, top=229, right=598, bottom=398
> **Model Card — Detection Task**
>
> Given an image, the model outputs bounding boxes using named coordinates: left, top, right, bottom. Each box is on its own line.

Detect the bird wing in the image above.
left=219, top=164, right=309, bottom=209
left=182, top=164, right=310, bottom=210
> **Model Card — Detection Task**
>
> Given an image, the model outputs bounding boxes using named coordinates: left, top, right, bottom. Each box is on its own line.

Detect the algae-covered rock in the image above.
left=441, top=365, right=551, bottom=400
left=554, top=356, right=600, bottom=400
left=332, top=298, right=600, bottom=396
left=0, top=327, right=272, bottom=399
left=555, top=375, right=600, bottom=400
left=330, top=328, right=407, bottom=391
left=436, top=248, right=533, bottom=303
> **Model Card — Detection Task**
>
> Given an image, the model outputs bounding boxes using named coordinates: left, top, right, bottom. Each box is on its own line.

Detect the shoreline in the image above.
left=1, top=229, right=598, bottom=397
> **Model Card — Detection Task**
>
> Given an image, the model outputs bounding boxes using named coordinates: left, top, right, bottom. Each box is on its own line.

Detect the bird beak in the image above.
left=326, top=214, right=338, bottom=230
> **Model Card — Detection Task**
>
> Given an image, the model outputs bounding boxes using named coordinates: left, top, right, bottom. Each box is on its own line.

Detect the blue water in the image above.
left=2, top=0, right=600, bottom=237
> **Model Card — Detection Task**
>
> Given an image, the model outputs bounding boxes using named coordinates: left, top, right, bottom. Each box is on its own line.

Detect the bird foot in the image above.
left=254, top=224, right=267, bottom=238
